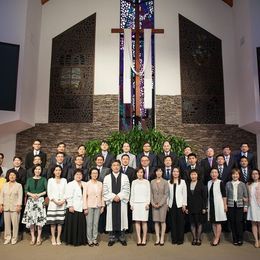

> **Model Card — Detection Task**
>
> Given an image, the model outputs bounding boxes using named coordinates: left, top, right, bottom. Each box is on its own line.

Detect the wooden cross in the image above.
left=111, top=0, right=164, bottom=120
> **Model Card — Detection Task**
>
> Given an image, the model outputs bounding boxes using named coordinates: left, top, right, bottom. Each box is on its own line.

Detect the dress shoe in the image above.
left=160, top=242, right=164, bottom=246
left=108, top=240, right=115, bottom=247
left=177, top=241, right=183, bottom=245
left=141, top=241, right=147, bottom=246
left=154, top=241, right=160, bottom=246
left=237, top=241, right=243, bottom=246
left=4, top=240, right=11, bottom=245
left=137, top=242, right=142, bottom=246
left=120, top=240, right=127, bottom=246
left=233, top=241, right=238, bottom=246
left=93, top=241, right=99, bottom=246
left=196, top=240, right=202, bottom=246
left=192, top=239, right=197, bottom=246
left=210, top=240, right=220, bottom=246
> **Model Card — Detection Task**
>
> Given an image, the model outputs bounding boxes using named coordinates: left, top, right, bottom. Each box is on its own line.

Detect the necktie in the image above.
left=144, top=168, right=148, bottom=180
left=243, top=169, right=247, bottom=181
left=123, top=167, right=126, bottom=173
left=208, top=158, right=213, bottom=167
left=219, top=167, right=223, bottom=178
left=166, top=169, right=170, bottom=180
left=225, top=156, right=229, bottom=166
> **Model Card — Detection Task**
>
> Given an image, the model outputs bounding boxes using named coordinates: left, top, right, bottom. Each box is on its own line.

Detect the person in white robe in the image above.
left=103, top=160, right=130, bottom=246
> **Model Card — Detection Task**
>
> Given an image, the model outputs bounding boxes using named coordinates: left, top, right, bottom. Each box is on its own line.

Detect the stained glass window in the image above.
left=119, top=0, right=155, bottom=130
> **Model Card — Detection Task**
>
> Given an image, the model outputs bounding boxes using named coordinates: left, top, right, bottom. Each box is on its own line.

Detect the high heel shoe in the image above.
left=30, top=238, right=36, bottom=246
left=210, top=239, right=220, bottom=246
left=154, top=241, right=160, bottom=246
left=191, top=239, right=197, bottom=246
left=196, top=239, right=202, bottom=246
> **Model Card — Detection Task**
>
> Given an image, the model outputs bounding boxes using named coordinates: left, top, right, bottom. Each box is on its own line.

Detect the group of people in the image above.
left=0, top=140, right=259, bottom=248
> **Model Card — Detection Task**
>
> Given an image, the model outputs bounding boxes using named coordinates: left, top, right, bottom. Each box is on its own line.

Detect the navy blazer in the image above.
left=235, top=152, right=256, bottom=170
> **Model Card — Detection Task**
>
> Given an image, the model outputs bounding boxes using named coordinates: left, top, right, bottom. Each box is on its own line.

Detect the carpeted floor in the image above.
left=1, top=232, right=259, bottom=260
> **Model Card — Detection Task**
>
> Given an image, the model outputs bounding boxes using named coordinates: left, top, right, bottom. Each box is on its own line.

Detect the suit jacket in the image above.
left=96, top=152, right=115, bottom=168
left=142, top=166, right=155, bottom=182
left=117, top=153, right=136, bottom=169
left=157, top=152, right=178, bottom=168
left=97, top=166, right=111, bottom=183
left=168, top=179, right=187, bottom=208
left=47, top=164, right=69, bottom=180
left=6, top=167, right=27, bottom=186
left=178, top=156, right=189, bottom=177
left=235, top=151, right=256, bottom=170
left=25, top=150, right=47, bottom=169
left=224, top=155, right=237, bottom=171
left=239, top=167, right=252, bottom=183
left=136, top=152, right=157, bottom=168
left=83, top=180, right=104, bottom=209
left=121, top=166, right=136, bottom=184
left=163, top=167, right=173, bottom=181
left=66, top=180, right=86, bottom=212
left=200, top=157, right=218, bottom=185
left=184, top=164, right=204, bottom=184
left=49, top=154, right=72, bottom=168
left=186, top=181, right=207, bottom=213
left=217, top=165, right=231, bottom=184
left=0, top=182, right=23, bottom=211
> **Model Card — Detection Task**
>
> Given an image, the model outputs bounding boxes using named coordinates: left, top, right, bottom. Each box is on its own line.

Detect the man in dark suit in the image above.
left=47, top=152, right=69, bottom=180
left=178, top=146, right=192, bottom=178
left=136, top=142, right=157, bottom=168
left=6, top=156, right=26, bottom=186
left=184, top=153, right=204, bottom=183
left=200, top=148, right=217, bottom=185
left=239, top=156, right=252, bottom=183
left=96, top=140, right=115, bottom=168
left=163, top=155, right=173, bottom=181
left=222, top=145, right=237, bottom=171
left=120, top=154, right=136, bottom=184
left=157, top=141, right=178, bottom=168
left=49, top=142, right=72, bottom=168
left=120, top=154, right=136, bottom=233
left=67, top=155, right=89, bottom=182
left=24, top=139, right=47, bottom=169
left=216, top=154, right=231, bottom=184
left=140, top=155, right=155, bottom=182
left=26, top=155, right=48, bottom=179
left=235, top=143, right=256, bottom=170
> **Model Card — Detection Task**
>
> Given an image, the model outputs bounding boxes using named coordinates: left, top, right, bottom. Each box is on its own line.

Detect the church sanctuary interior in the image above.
left=0, top=0, right=260, bottom=259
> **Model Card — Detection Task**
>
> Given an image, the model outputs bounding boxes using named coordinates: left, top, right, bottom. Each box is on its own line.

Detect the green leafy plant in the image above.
left=85, top=128, right=188, bottom=159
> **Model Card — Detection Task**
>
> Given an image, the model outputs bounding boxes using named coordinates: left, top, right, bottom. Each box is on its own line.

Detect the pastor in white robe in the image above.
left=103, top=172, right=130, bottom=231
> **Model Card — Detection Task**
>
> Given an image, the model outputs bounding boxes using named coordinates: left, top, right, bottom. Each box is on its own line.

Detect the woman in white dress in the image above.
left=247, top=169, right=260, bottom=248
left=130, top=168, right=150, bottom=246
left=207, top=168, right=227, bottom=246
left=46, top=165, right=67, bottom=245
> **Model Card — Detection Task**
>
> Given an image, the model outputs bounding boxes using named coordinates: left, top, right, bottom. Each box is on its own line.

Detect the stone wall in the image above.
left=16, top=95, right=118, bottom=163
left=16, top=95, right=257, bottom=163
left=156, top=95, right=257, bottom=159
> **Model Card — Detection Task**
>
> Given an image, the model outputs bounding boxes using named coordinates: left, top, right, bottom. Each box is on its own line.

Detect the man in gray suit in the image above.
left=116, top=142, right=136, bottom=169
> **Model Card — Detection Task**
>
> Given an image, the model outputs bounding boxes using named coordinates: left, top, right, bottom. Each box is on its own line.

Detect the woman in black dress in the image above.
left=186, top=169, right=207, bottom=246
left=63, top=169, right=87, bottom=246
